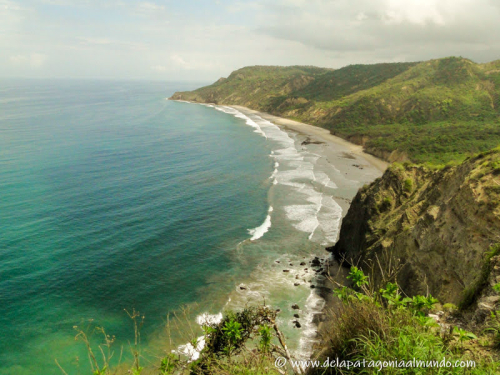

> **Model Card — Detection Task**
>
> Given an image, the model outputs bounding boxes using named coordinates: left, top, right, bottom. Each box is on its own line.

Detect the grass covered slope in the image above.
left=171, top=57, right=500, bottom=164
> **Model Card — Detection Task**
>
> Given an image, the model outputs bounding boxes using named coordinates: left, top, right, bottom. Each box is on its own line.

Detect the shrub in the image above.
left=403, top=178, right=413, bottom=193
left=314, top=267, right=500, bottom=374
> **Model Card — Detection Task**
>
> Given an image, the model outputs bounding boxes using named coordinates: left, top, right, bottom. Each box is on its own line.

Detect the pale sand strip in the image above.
left=230, top=105, right=388, bottom=172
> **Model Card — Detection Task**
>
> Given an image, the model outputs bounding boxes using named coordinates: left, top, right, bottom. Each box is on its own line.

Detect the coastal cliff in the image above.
left=328, top=149, right=500, bottom=322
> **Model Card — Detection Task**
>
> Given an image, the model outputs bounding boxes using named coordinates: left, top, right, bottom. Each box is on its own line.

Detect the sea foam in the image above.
left=209, top=105, right=343, bottom=246
left=248, top=206, right=273, bottom=241
left=215, top=106, right=267, bottom=138
left=176, top=312, right=223, bottom=362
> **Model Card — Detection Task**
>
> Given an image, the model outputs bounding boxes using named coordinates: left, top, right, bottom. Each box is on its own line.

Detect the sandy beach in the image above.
left=223, top=104, right=387, bottom=218
left=169, top=99, right=388, bottom=215
left=230, top=105, right=389, bottom=173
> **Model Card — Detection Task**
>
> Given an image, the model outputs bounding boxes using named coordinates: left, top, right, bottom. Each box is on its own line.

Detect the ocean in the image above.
left=0, top=80, right=380, bottom=374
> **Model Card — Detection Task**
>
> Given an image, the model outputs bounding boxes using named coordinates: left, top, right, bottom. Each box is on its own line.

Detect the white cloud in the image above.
left=151, top=65, right=167, bottom=72
left=10, top=53, right=47, bottom=67
left=356, top=12, right=368, bottom=22
left=78, top=37, right=113, bottom=45
left=169, top=53, right=221, bottom=71
left=170, top=53, right=190, bottom=69
left=383, top=0, right=446, bottom=25
left=0, top=0, right=32, bottom=28
left=138, top=2, right=165, bottom=12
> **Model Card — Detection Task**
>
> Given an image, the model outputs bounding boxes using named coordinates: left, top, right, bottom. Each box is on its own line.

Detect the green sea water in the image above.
left=0, top=80, right=380, bottom=374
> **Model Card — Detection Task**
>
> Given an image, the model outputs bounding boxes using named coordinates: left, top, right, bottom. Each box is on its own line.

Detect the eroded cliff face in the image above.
left=328, top=150, right=500, bottom=307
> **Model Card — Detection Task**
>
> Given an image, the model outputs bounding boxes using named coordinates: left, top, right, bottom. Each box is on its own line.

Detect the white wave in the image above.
left=175, top=312, right=224, bottom=362
left=297, top=290, right=326, bottom=360
left=248, top=206, right=273, bottom=241
left=314, top=171, right=338, bottom=189
left=205, top=104, right=343, bottom=246
left=284, top=204, right=320, bottom=233
left=196, top=312, right=223, bottom=326
left=214, top=106, right=267, bottom=138
left=308, top=194, right=323, bottom=240
left=176, top=336, right=205, bottom=362
left=318, top=196, right=343, bottom=245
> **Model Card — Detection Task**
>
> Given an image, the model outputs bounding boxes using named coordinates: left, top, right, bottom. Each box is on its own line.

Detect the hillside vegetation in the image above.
left=171, top=57, right=500, bottom=164
left=319, top=149, right=500, bottom=374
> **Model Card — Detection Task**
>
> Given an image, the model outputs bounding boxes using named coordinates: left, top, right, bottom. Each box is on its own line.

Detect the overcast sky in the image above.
left=2, top=0, right=500, bottom=81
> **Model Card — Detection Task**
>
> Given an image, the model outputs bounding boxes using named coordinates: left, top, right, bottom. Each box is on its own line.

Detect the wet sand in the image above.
left=230, top=105, right=388, bottom=173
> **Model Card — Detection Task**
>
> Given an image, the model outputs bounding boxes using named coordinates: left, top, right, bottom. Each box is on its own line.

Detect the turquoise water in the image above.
left=0, top=81, right=273, bottom=374
left=0, top=80, right=381, bottom=374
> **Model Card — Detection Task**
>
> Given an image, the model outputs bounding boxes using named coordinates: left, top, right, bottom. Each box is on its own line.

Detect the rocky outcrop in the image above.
left=328, top=150, right=500, bottom=307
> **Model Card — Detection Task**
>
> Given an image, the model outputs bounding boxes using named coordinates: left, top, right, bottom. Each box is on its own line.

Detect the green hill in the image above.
left=171, top=57, right=500, bottom=164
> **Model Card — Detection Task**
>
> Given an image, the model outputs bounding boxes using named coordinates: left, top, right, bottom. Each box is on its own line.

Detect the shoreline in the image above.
left=230, top=105, right=389, bottom=173
left=169, top=99, right=386, bottom=358
left=169, top=100, right=388, bottom=173
left=221, top=103, right=388, bottom=356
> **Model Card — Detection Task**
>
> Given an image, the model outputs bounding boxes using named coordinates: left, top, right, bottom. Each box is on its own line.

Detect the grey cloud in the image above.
left=255, top=0, right=500, bottom=63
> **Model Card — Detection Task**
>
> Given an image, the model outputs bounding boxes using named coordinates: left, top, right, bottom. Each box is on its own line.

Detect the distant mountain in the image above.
left=171, top=57, right=500, bottom=164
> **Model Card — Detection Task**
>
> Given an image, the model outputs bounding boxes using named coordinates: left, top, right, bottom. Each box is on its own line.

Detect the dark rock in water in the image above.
left=290, top=263, right=293, bottom=266
left=292, top=304, right=300, bottom=310
left=294, top=283, right=300, bottom=286
left=321, top=271, right=328, bottom=276
left=295, top=275, right=299, bottom=279
left=276, top=309, right=281, bottom=313
left=293, top=320, right=302, bottom=328
left=275, top=261, right=280, bottom=263
left=311, top=285, right=316, bottom=289
left=304, top=268, right=308, bottom=271
left=283, top=269, right=290, bottom=273
left=294, top=314, right=300, bottom=318
left=311, top=257, right=321, bottom=267
left=239, top=286, right=247, bottom=290
left=300, top=262, right=306, bottom=266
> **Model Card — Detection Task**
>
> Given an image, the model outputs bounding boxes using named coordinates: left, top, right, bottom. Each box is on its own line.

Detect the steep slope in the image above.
left=172, top=65, right=332, bottom=107
left=171, top=57, right=500, bottom=164
left=328, top=149, right=500, bottom=317
left=171, top=63, right=416, bottom=110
